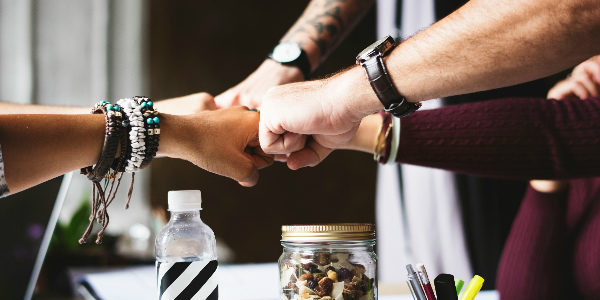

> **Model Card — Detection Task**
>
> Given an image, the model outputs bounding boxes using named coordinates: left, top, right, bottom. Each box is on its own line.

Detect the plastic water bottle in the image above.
left=155, top=190, right=218, bottom=300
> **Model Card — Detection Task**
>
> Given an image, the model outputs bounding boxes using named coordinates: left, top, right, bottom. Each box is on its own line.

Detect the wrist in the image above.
left=157, top=113, right=189, bottom=159
left=343, top=113, right=382, bottom=153
left=328, top=66, right=383, bottom=120
left=262, top=57, right=306, bottom=83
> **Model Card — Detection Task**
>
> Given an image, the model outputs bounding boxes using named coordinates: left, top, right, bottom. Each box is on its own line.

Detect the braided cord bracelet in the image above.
left=79, top=100, right=126, bottom=244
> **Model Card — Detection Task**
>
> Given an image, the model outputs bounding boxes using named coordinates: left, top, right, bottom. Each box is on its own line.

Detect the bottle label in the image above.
left=156, top=260, right=218, bottom=300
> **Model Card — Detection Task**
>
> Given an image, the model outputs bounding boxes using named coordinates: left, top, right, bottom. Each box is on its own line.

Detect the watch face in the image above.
left=272, top=43, right=302, bottom=63
left=356, top=36, right=396, bottom=63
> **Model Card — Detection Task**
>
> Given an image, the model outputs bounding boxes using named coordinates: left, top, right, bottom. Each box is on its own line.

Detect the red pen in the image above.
left=416, top=263, right=437, bottom=300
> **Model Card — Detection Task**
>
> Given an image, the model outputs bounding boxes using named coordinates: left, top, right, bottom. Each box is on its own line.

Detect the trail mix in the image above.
left=280, top=253, right=375, bottom=300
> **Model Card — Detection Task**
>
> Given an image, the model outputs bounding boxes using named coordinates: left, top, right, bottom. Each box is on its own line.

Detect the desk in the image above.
left=71, top=263, right=498, bottom=300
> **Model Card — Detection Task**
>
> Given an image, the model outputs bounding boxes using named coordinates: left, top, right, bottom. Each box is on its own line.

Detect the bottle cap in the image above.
left=168, top=190, right=202, bottom=212
left=281, top=223, right=375, bottom=242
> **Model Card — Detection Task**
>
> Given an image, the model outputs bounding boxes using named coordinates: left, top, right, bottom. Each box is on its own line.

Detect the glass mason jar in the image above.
left=279, top=224, right=377, bottom=300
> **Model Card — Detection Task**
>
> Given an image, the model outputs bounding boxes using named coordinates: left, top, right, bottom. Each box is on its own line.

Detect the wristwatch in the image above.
left=268, top=42, right=311, bottom=79
left=356, top=36, right=421, bottom=118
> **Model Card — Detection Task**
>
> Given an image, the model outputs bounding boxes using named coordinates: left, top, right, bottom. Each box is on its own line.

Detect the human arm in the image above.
left=259, top=0, right=600, bottom=160
left=343, top=97, right=600, bottom=180
left=0, top=92, right=216, bottom=115
left=215, top=0, right=374, bottom=108
left=0, top=107, right=271, bottom=195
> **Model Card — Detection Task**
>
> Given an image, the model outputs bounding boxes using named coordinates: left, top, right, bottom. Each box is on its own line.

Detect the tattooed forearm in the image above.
left=281, top=0, right=374, bottom=68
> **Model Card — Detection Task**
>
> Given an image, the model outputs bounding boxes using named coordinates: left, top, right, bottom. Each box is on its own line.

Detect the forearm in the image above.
left=388, top=0, right=600, bottom=102
left=281, top=0, right=374, bottom=68
left=0, top=113, right=183, bottom=194
left=0, top=114, right=105, bottom=193
left=0, top=102, right=88, bottom=114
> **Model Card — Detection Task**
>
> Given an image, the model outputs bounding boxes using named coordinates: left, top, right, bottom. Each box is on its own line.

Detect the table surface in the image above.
left=70, top=263, right=498, bottom=300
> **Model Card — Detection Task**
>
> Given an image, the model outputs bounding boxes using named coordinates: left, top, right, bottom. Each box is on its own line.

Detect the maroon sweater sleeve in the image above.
left=396, top=97, right=600, bottom=180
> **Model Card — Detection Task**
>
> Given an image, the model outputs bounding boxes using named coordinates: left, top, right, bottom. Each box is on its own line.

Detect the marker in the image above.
left=416, top=263, right=436, bottom=300
left=434, top=274, right=458, bottom=300
left=455, top=279, right=464, bottom=296
left=406, top=264, right=427, bottom=300
left=459, top=275, right=484, bottom=300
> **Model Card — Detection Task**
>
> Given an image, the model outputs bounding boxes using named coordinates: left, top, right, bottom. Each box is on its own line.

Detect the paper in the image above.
left=74, top=263, right=499, bottom=300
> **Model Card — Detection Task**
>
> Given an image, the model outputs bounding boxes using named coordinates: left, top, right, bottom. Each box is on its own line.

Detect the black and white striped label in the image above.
left=156, top=260, right=218, bottom=300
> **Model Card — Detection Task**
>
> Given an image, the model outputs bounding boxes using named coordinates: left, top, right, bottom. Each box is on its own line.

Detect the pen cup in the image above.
left=279, top=224, right=378, bottom=300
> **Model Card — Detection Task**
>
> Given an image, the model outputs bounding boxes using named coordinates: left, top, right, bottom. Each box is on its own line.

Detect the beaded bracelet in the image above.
left=133, top=96, right=160, bottom=169
left=116, top=97, right=147, bottom=172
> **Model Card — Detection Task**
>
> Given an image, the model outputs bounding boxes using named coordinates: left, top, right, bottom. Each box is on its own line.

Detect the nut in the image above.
left=327, top=270, right=338, bottom=282
left=299, top=273, right=314, bottom=282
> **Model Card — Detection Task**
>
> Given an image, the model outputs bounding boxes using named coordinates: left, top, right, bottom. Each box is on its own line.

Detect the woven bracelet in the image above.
left=81, top=100, right=124, bottom=182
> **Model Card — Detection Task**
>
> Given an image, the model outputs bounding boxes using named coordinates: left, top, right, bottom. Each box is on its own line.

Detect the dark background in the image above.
left=148, top=1, right=378, bottom=263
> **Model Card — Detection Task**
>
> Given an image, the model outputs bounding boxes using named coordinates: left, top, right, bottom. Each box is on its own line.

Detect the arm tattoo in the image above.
left=282, top=0, right=374, bottom=63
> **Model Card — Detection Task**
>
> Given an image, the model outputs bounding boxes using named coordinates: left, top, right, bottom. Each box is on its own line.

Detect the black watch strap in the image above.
left=268, top=49, right=311, bottom=80
left=361, top=56, right=421, bottom=118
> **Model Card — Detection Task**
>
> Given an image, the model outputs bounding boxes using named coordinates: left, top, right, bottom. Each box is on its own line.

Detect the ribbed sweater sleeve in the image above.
left=396, top=97, right=600, bottom=180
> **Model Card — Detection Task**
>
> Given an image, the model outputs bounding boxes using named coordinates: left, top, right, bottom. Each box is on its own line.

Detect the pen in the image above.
left=416, top=263, right=436, bottom=300
left=406, top=264, right=427, bottom=300
left=459, top=275, right=484, bottom=300
left=407, top=279, right=418, bottom=300
left=455, top=279, right=464, bottom=296
left=434, top=273, right=458, bottom=300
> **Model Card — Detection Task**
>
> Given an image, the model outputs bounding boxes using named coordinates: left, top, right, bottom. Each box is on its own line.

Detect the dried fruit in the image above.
left=327, top=270, right=338, bottom=282
left=325, top=266, right=336, bottom=273
left=307, top=279, right=318, bottom=290
left=302, top=263, right=320, bottom=274
left=313, top=273, right=326, bottom=283
left=337, top=267, right=352, bottom=282
left=316, top=253, right=330, bottom=266
left=299, top=273, right=314, bottom=282
left=315, top=277, right=334, bottom=297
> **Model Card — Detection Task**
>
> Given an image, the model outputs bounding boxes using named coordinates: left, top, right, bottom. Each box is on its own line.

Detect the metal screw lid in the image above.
left=281, top=223, right=375, bottom=242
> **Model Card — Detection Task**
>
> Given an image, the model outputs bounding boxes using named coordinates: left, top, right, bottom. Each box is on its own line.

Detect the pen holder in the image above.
left=278, top=224, right=378, bottom=300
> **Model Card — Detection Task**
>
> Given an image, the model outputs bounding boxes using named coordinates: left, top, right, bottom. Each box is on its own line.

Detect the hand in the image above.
left=547, top=55, right=600, bottom=100
left=259, top=67, right=382, bottom=169
left=215, top=60, right=304, bottom=109
left=162, top=107, right=273, bottom=187
left=155, top=92, right=217, bottom=115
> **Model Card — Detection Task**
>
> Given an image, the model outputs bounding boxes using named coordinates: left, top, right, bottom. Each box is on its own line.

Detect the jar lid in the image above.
left=281, top=223, right=375, bottom=242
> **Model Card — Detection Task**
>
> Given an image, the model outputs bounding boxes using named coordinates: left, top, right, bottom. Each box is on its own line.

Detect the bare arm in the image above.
left=259, top=0, right=600, bottom=166
left=280, top=0, right=374, bottom=69
left=0, top=102, right=87, bottom=114
left=215, top=0, right=374, bottom=108
left=0, top=108, right=271, bottom=195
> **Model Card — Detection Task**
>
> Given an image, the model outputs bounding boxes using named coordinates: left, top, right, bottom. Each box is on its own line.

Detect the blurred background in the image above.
left=0, top=0, right=377, bottom=298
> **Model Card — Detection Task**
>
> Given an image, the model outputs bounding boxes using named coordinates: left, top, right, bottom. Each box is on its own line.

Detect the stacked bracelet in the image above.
left=80, top=100, right=127, bottom=244
left=80, top=96, right=160, bottom=244
left=133, top=96, right=160, bottom=169
left=81, top=100, right=125, bottom=182
left=117, top=97, right=147, bottom=172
